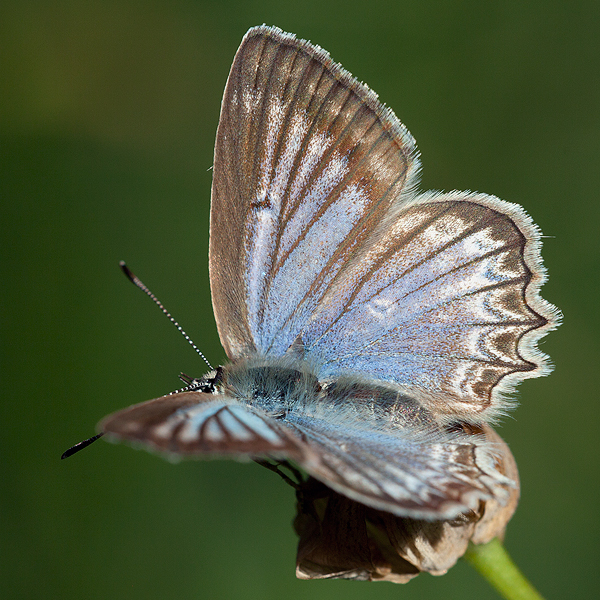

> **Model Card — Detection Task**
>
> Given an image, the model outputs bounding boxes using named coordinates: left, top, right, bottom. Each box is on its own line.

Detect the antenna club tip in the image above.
left=61, top=433, right=104, bottom=459
left=119, top=261, right=136, bottom=283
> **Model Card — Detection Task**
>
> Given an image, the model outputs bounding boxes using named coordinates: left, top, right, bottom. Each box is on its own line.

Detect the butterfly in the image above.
left=93, top=25, right=559, bottom=522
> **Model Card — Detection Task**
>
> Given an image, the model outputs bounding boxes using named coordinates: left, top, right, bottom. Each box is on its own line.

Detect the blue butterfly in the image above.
left=96, top=26, right=559, bottom=523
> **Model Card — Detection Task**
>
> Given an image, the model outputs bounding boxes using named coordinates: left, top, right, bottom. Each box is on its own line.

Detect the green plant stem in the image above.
left=464, top=538, right=545, bottom=600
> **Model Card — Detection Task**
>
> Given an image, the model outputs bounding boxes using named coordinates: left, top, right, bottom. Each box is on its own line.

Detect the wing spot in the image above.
left=152, top=421, right=178, bottom=440
left=228, top=405, right=286, bottom=446
left=204, top=418, right=226, bottom=441
left=218, top=409, right=255, bottom=441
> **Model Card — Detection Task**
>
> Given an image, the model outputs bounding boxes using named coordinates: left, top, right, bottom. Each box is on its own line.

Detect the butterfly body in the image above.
left=99, top=26, right=559, bottom=524
left=102, top=354, right=512, bottom=519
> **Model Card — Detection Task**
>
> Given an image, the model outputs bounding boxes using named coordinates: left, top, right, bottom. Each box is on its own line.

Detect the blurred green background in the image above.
left=1, top=1, right=598, bottom=599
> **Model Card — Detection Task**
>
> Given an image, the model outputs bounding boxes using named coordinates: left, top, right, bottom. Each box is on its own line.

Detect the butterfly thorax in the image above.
left=217, top=357, right=321, bottom=417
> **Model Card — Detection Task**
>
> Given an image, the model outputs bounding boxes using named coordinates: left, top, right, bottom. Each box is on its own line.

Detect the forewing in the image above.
left=301, top=192, right=560, bottom=421
left=99, top=391, right=305, bottom=459
left=285, top=408, right=512, bottom=520
left=209, top=25, right=419, bottom=359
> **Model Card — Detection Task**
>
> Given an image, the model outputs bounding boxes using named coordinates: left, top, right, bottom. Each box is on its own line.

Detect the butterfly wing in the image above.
left=209, top=26, right=559, bottom=421
left=301, top=192, right=560, bottom=421
left=285, top=411, right=512, bottom=520
left=209, top=25, right=419, bottom=359
left=99, top=391, right=306, bottom=459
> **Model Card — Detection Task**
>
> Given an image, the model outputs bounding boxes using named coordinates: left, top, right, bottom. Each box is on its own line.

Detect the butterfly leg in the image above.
left=254, top=459, right=305, bottom=490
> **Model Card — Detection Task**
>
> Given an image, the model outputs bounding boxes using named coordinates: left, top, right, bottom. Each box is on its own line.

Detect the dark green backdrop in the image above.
left=1, top=1, right=597, bottom=599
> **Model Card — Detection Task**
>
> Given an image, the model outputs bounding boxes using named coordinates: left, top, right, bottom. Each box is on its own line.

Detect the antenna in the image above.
left=61, top=263, right=215, bottom=461
left=119, top=261, right=213, bottom=370
left=61, top=433, right=104, bottom=459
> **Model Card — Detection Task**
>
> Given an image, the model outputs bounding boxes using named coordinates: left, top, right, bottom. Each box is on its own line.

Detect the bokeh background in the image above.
left=2, top=1, right=598, bottom=599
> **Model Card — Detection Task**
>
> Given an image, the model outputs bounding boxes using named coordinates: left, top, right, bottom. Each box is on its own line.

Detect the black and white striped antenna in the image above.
left=119, top=261, right=213, bottom=370
left=61, top=262, right=214, bottom=460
